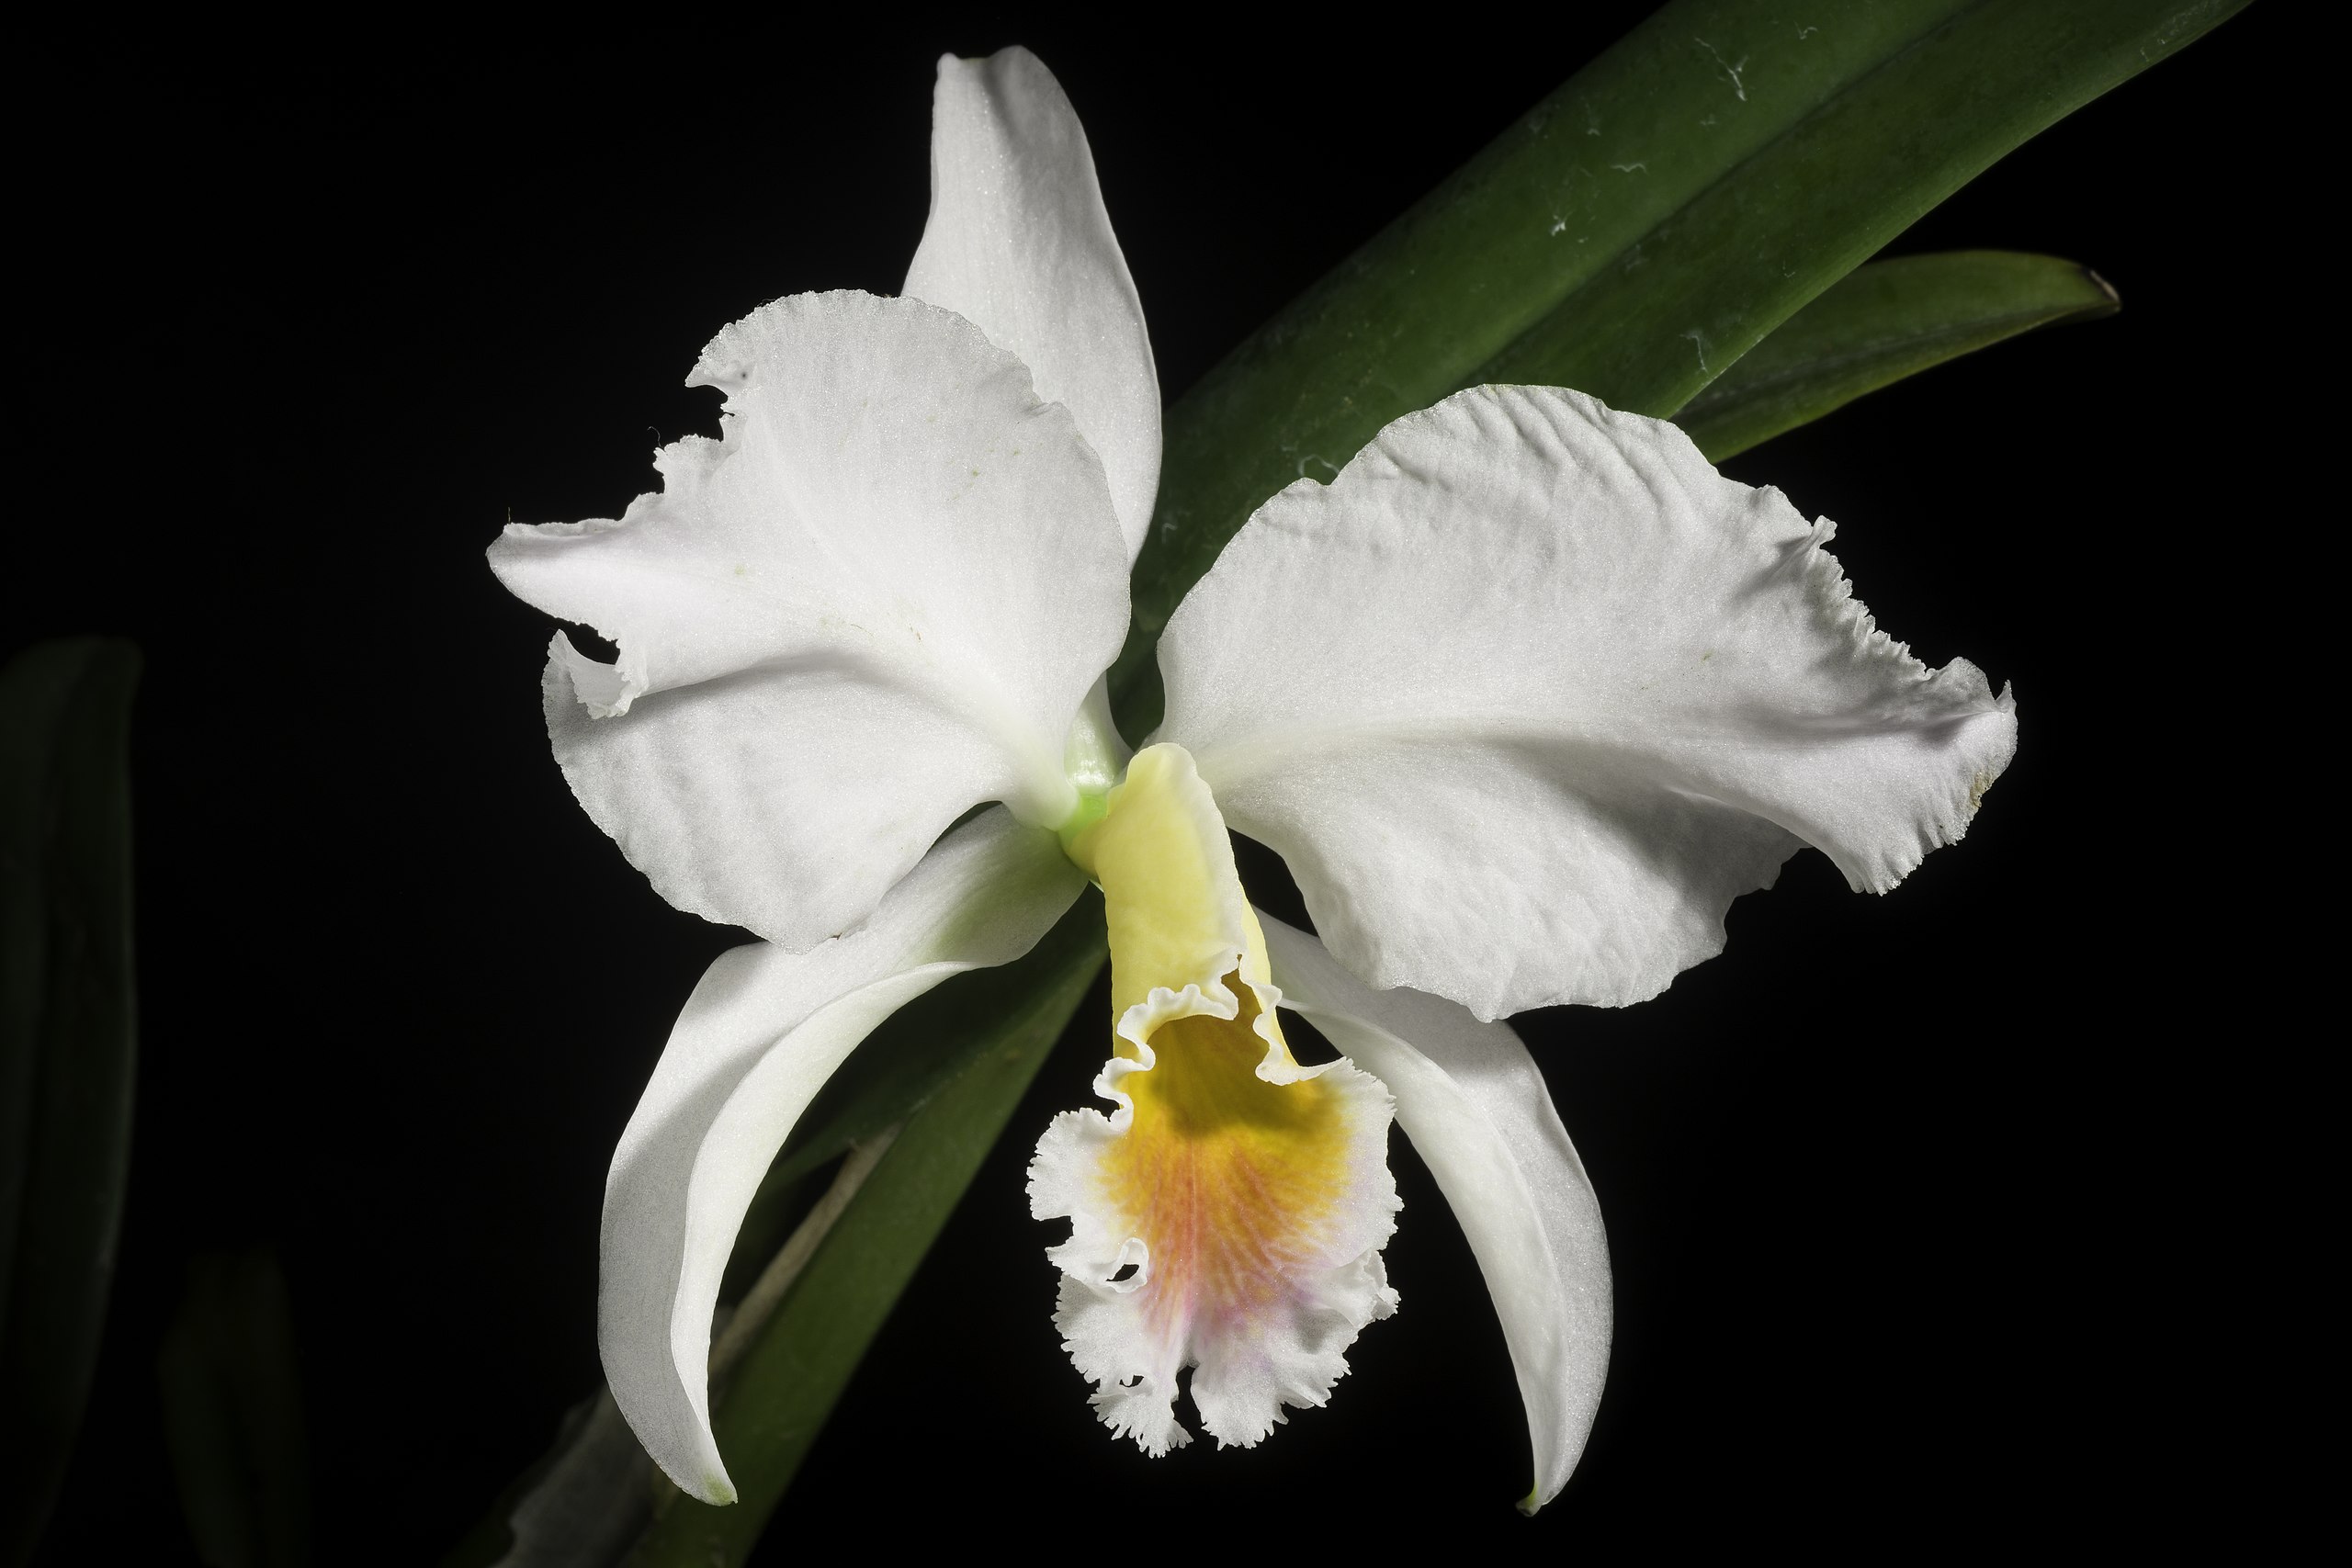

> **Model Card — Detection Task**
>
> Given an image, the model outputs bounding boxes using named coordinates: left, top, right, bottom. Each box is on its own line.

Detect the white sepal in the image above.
left=1259, top=914, right=1610, bottom=1514
left=597, top=809, right=1085, bottom=1503
left=489, top=291, right=1128, bottom=952
left=1158, top=384, right=2018, bottom=1019
left=904, top=48, right=1161, bottom=561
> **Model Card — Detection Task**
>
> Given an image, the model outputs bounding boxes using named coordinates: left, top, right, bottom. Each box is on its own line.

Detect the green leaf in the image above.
left=0, top=637, right=139, bottom=1568
left=1471, top=0, right=2222, bottom=413
left=1673, top=250, right=2119, bottom=461
left=1111, top=0, right=2246, bottom=736
left=157, top=1250, right=313, bottom=1568
left=619, top=894, right=1104, bottom=1568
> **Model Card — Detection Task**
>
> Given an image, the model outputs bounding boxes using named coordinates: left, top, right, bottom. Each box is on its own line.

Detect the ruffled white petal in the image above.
left=1156, top=384, right=2018, bottom=1018
left=489, top=291, right=1127, bottom=950
left=597, top=808, right=1085, bottom=1503
left=904, top=48, right=1160, bottom=561
left=1259, top=915, right=1609, bottom=1514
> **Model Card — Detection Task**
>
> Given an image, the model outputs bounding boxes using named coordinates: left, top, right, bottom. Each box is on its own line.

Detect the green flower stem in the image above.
left=1672, top=250, right=2121, bottom=461
left=707, top=1130, right=901, bottom=1399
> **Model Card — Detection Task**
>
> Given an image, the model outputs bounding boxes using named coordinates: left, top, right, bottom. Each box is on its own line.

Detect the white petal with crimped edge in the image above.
left=489, top=290, right=1129, bottom=952
left=1031, top=743, right=1399, bottom=1453
left=597, top=809, right=1085, bottom=1504
left=1156, top=384, right=2018, bottom=1019
left=1259, top=914, right=1610, bottom=1515
left=904, top=48, right=1160, bottom=562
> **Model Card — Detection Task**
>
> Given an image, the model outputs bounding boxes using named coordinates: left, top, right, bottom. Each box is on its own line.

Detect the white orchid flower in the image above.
left=489, top=47, right=2017, bottom=1515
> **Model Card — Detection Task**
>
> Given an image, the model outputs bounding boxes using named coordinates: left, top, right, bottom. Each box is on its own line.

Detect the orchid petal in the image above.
left=1157, top=384, right=2018, bottom=1019
left=904, top=48, right=1160, bottom=561
left=598, top=808, right=1086, bottom=1503
left=489, top=291, right=1128, bottom=950
left=1259, top=914, right=1609, bottom=1514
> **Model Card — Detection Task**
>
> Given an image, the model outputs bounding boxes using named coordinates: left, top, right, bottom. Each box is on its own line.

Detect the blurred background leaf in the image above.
left=1674, top=250, right=2120, bottom=459
left=158, top=1248, right=312, bottom=1568
left=0, top=638, right=139, bottom=1568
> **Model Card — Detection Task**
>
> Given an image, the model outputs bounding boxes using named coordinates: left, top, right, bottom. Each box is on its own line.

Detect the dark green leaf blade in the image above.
left=1112, top=0, right=2245, bottom=737
left=1477, top=0, right=2235, bottom=417
left=1673, top=250, right=2120, bottom=460
left=622, top=893, right=1105, bottom=1568
left=1114, top=0, right=1972, bottom=730
left=0, top=637, right=139, bottom=1568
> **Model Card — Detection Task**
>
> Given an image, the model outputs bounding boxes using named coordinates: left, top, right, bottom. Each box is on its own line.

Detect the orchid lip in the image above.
left=1031, top=744, right=1402, bottom=1454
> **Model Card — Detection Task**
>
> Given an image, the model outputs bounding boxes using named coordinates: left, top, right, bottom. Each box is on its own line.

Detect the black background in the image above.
left=10, top=6, right=2292, bottom=1560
